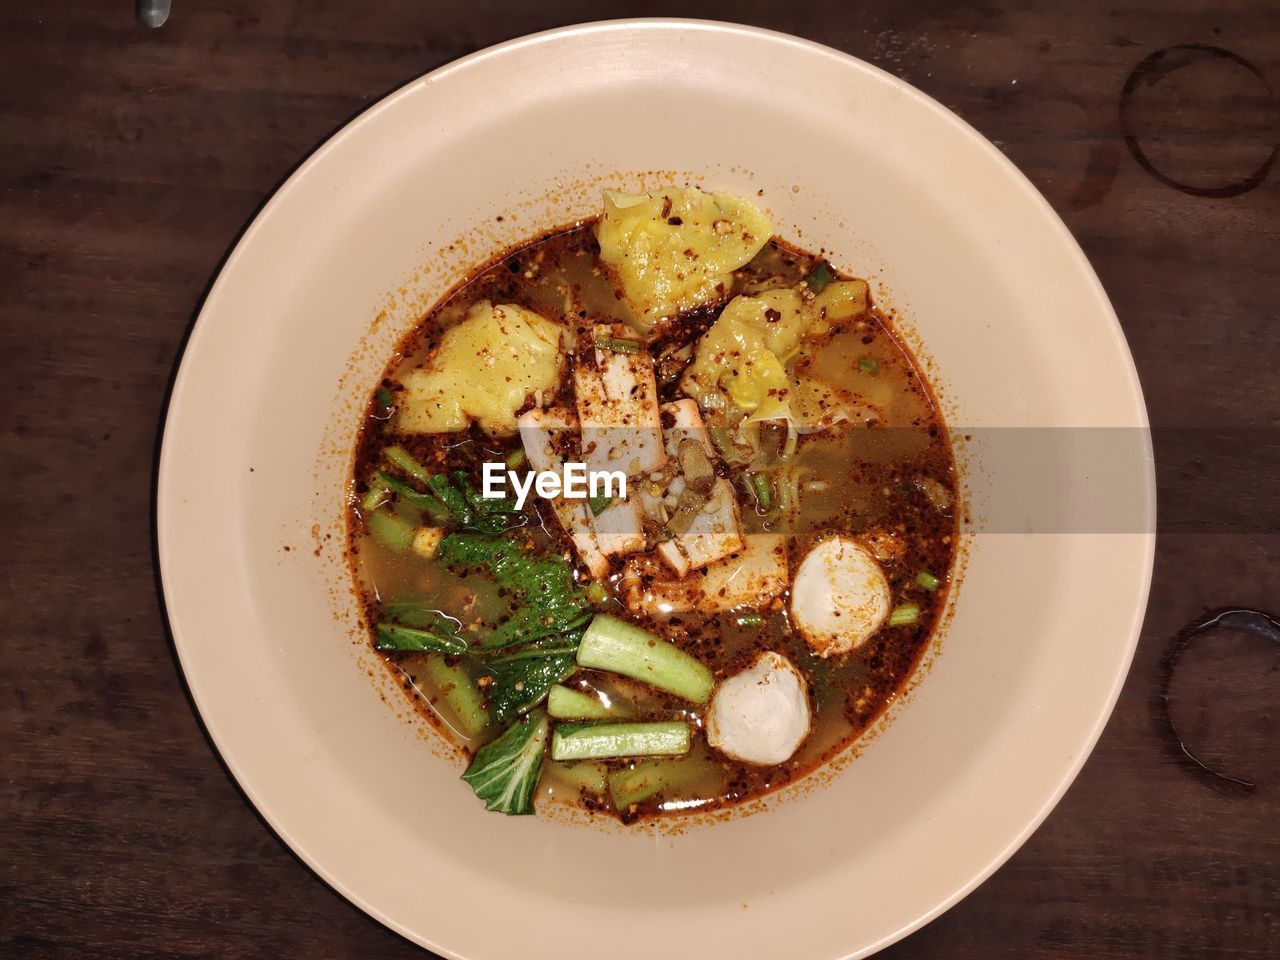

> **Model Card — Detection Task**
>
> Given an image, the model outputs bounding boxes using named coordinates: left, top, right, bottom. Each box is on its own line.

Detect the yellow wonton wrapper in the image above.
left=682, top=280, right=872, bottom=425
left=397, top=301, right=564, bottom=436
left=682, top=288, right=806, bottom=419
left=596, top=187, right=772, bottom=332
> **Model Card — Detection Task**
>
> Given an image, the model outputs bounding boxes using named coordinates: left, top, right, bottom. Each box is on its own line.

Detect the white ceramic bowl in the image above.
left=158, top=19, right=1154, bottom=960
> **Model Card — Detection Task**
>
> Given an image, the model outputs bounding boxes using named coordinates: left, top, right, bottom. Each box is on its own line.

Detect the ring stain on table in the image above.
left=1157, top=607, right=1280, bottom=793
left=1120, top=44, right=1280, bottom=198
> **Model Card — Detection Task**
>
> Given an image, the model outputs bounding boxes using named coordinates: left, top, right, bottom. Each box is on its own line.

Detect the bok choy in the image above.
left=460, top=710, right=550, bottom=815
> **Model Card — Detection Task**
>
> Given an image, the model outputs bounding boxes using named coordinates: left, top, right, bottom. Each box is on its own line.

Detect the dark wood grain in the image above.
left=1, top=2, right=1276, bottom=958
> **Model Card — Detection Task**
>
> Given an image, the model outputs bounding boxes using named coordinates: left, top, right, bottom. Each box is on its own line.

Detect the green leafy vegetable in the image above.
left=374, top=622, right=468, bottom=655
left=370, top=470, right=448, bottom=517
left=381, top=598, right=460, bottom=630
left=483, top=605, right=593, bottom=647
left=452, top=470, right=521, bottom=533
left=587, top=492, right=612, bottom=516
left=378, top=450, right=521, bottom=533
left=378, top=601, right=470, bottom=648
left=435, top=533, right=592, bottom=722
left=438, top=534, right=591, bottom=649
left=460, top=710, right=549, bottom=815
left=482, top=646, right=579, bottom=726
left=426, top=474, right=474, bottom=526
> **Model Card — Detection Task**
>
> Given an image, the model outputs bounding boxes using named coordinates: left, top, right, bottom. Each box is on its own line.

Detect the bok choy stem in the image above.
left=547, top=684, right=611, bottom=719
left=421, top=655, right=489, bottom=739
left=550, top=721, right=690, bottom=762
left=607, top=758, right=703, bottom=813
left=384, top=445, right=433, bottom=484
left=365, top=510, right=415, bottom=552
left=576, top=615, right=714, bottom=704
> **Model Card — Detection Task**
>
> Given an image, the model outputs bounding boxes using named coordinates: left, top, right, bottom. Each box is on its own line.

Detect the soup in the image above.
left=347, top=186, right=957, bottom=822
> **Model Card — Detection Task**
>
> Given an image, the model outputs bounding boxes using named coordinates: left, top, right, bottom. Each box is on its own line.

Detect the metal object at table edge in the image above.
left=137, top=0, right=171, bottom=29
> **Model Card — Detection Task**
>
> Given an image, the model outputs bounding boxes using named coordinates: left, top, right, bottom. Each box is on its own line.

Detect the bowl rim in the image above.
left=157, top=17, right=1156, bottom=958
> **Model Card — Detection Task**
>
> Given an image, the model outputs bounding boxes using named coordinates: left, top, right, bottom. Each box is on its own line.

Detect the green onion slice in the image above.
left=888, top=604, right=920, bottom=626
left=804, top=261, right=835, bottom=293
left=597, top=335, right=643, bottom=354
left=749, top=472, right=774, bottom=512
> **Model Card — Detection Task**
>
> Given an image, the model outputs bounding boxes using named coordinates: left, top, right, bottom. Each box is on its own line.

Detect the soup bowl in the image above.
left=157, top=19, right=1154, bottom=960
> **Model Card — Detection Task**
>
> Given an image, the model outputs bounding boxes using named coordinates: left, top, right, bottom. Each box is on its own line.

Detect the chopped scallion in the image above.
left=736, top=613, right=765, bottom=628
left=915, top=571, right=940, bottom=592
left=588, top=492, right=612, bottom=516
left=804, top=260, right=835, bottom=293
left=888, top=603, right=920, bottom=626
left=748, top=472, right=774, bottom=512
left=597, top=335, right=643, bottom=354
left=504, top=447, right=527, bottom=471
left=858, top=356, right=880, bottom=375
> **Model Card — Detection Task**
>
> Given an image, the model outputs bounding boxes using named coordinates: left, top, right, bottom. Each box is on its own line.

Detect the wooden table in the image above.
left=2, top=2, right=1276, bottom=957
